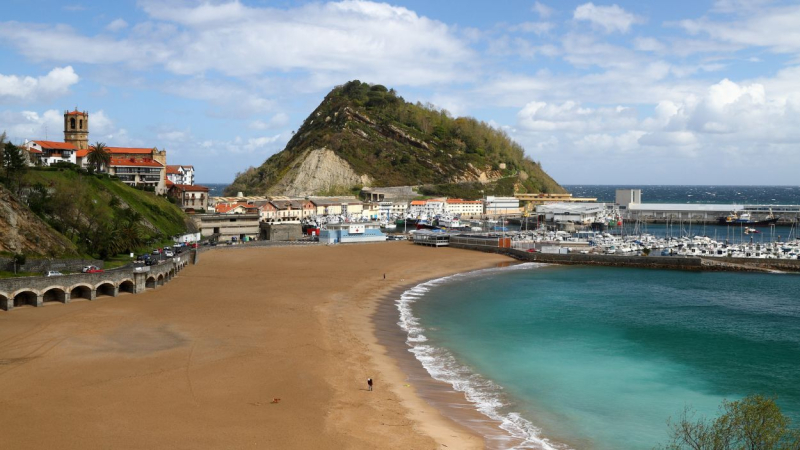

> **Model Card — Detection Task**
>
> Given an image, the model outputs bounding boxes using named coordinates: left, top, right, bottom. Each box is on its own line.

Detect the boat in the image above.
left=717, top=210, right=779, bottom=226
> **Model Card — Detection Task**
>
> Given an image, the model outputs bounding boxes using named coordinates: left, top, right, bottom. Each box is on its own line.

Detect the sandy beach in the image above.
left=0, top=242, right=510, bottom=449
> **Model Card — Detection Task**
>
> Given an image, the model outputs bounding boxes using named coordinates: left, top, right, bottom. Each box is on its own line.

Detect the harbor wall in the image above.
left=447, top=242, right=800, bottom=272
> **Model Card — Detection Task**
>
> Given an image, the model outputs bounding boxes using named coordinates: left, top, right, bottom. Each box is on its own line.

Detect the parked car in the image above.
left=152, top=249, right=161, bottom=255
left=145, top=259, right=156, bottom=266
left=82, top=265, right=100, bottom=273
left=45, top=270, right=63, bottom=277
left=86, top=267, right=104, bottom=273
left=164, top=250, right=174, bottom=257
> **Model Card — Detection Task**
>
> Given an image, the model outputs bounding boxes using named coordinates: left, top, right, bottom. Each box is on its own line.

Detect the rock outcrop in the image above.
left=269, top=148, right=372, bottom=197
left=0, top=185, right=79, bottom=257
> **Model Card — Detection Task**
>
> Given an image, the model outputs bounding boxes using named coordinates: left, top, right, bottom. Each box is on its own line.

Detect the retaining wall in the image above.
left=0, top=251, right=194, bottom=312
left=0, top=257, right=104, bottom=274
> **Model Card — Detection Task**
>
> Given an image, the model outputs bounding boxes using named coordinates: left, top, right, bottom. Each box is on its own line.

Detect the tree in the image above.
left=87, top=142, right=111, bottom=172
left=2, top=141, right=27, bottom=193
left=662, top=395, right=800, bottom=450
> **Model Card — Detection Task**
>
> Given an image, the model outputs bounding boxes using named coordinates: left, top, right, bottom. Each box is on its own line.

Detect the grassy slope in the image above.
left=24, top=169, right=189, bottom=257
left=225, top=81, right=565, bottom=198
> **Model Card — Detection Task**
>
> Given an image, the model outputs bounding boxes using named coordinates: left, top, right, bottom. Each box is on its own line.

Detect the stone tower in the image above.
left=64, top=108, right=89, bottom=150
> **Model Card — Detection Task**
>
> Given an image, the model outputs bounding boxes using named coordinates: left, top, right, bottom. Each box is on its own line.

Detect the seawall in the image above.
left=449, top=242, right=800, bottom=273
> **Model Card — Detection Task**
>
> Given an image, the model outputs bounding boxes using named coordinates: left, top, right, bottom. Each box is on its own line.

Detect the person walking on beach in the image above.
left=367, top=378, right=373, bottom=391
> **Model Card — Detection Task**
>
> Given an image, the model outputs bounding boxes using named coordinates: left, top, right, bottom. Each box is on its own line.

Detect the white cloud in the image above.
left=0, top=66, right=79, bottom=102
left=532, top=2, right=554, bottom=19
left=249, top=113, right=290, bottom=130
left=517, top=100, right=638, bottom=132
left=712, top=0, right=774, bottom=14
left=679, top=5, right=800, bottom=54
left=633, top=37, right=665, bottom=52
left=0, top=1, right=474, bottom=87
left=511, top=21, right=555, bottom=35
left=105, top=19, right=128, bottom=32
left=573, top=3, right=643, bottom=34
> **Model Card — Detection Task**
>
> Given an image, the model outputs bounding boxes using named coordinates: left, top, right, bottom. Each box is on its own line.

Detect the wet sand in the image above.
left=0, top=243, right=509, bottom=449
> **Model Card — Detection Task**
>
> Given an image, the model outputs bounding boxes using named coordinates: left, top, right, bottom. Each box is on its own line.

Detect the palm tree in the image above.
left=87, top=142, right=111, bottom=172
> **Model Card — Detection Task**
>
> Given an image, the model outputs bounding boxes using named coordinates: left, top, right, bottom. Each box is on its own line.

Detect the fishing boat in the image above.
left=717, top=209, right=779, bottom=226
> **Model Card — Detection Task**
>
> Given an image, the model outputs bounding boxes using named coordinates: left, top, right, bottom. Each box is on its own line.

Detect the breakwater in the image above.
left=449, top=242, right=800, bottom=273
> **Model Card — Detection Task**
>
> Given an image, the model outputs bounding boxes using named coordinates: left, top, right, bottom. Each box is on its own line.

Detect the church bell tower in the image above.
left=64, top=108, right=89, bottom=150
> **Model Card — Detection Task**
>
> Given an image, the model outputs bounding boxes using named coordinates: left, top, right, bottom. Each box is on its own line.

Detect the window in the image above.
left=79, top=119, right=83, bottom=129
left=70, top=118, right=76, bottom=129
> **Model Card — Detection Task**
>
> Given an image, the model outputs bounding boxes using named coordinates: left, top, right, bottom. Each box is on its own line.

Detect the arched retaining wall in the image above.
left=0, top=251, right=194, bottom=312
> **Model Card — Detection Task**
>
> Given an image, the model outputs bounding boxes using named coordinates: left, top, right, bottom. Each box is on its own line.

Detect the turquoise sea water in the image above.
left=400, top=265, right=800, bottom=449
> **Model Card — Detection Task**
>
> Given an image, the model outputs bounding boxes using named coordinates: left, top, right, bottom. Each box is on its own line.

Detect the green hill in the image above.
left=10, top=165, right=192, bottom=259
left=225, top=80, right=565, bottom=198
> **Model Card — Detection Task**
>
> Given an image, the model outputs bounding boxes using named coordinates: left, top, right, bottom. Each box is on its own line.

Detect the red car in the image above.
left=86, top=268, right=104, bottom=273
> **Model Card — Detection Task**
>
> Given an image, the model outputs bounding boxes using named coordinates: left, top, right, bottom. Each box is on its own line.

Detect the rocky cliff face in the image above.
left=0, top=185, right=78, bottom=257
left=269, top=148, right=372, bottom=197
left=225, top=80, right=565, bottom=197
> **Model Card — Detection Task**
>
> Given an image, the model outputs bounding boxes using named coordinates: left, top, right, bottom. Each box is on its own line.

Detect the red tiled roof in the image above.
left=165, top=179, right=175, bottom=187
left=33, top=140, right=77, bottom=150
left=27, top=148, right=42, bottom=154
left=65, top=110, right=86, bottom=116
left=215, top=203, right=256, bottom=214
left=107, top=147, right=156, bottom=155
left=410, top=200, right=427, bottom=206
left=75, top=149, right=89, bottom=158
left=172, top=184, right=208, bottom=192
left=446, top=199, right=482, bottom=204
left=109, top=157, right=164, bottom=167
left=166, top=165, right=181, bottom=174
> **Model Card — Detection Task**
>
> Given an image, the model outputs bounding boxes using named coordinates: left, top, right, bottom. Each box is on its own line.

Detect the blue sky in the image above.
left=2, top=0, right=800, bottom=185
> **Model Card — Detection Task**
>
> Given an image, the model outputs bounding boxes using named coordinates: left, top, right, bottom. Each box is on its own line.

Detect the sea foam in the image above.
left=396, top=263, right=568, bottom=450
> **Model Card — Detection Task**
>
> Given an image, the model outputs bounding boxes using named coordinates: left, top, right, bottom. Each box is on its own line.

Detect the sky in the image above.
left=1, top=0, right=799, bottom=185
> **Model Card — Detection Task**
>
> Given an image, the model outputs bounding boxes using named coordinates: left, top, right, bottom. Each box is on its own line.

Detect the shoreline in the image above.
left=0, top=242, right=512, bottom=449
left=374, top=274, right=532, bottom=449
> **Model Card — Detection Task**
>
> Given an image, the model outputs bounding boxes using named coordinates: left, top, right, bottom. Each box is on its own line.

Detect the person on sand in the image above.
left=367, top=378, right=373, bottom=391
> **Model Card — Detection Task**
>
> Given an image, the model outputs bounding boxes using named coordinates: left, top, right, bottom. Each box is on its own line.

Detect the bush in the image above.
left=661, top=395, right=800, bottom=450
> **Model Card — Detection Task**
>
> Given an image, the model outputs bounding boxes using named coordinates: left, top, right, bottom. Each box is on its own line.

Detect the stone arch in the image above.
left=146, top=276, right=156, bottom=289
left=13, top=290, right=38, bottom=308
left=96, top=282, right=116, bottom=297
left=70, top=284, right=93, bottom=301
left=42, top=287, right=67, bottom=304
left=119, top=279, right=135, bottom=294
left=0, top=292, right=9, bottom=311
left=157, top=274, right=165, bottom=286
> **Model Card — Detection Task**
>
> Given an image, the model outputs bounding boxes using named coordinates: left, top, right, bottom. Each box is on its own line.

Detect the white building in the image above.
left=615, top=189, right=642, bottom=208
left=108, top=157, right=167, bottom=194
left=484, top=196, right=520, bottom=215
left=444, top=199, right=483, bottom=217
left=536, top=203, right=609, bottom=225
left=166, top=165, right=195, bottom=186
left=22, top=140, right=77, bottom=166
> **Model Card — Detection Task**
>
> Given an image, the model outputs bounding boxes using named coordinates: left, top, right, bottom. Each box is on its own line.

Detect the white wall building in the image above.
left=23, top=140, right=77, bottom=166
left=166, top=165, right=195, bottom=186
left=484, top=196, right=520, bottom=215
left=615, top=189, right=642, bottom=208
left=445, top=199, right=483, bottom=217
